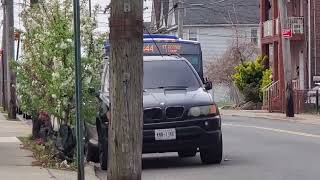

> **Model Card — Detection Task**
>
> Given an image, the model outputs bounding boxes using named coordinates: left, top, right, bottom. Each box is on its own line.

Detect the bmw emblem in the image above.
left=160, top=102, right=165, bottom=106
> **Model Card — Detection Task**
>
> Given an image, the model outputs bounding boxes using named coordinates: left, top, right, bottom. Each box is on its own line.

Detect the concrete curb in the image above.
left=222, top=113, right=298, bottom=122
left=221, top=110, right=320, bottom=125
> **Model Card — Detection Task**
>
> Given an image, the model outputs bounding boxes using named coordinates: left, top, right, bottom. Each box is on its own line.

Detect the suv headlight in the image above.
left=188, top=105, right=217, bottom=117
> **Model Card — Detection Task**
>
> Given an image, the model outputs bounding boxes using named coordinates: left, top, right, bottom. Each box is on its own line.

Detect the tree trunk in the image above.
left=5, top=0, right=17, bottom=119
left=1, top=4, right=7, bottom=110
left=32, top=110, right=41, bottom=139
left=108, top=0, right=144, bottom=180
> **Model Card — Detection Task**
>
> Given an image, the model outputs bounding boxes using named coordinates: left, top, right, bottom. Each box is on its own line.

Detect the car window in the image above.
left=143, top=60, right=201, bottom=90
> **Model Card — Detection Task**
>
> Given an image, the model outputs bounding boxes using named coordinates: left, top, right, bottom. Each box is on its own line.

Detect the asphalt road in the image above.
left=96, top=116, right=320, bottom=180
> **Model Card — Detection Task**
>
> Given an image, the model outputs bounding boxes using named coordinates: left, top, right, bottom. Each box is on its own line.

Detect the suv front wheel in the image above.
left=200, top=135, right=223, bottom=164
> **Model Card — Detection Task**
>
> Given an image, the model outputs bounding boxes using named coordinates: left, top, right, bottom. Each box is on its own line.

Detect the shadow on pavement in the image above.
left=142, top=153, right=202, bottom=170
left=94, top=153, right=229, bottom=178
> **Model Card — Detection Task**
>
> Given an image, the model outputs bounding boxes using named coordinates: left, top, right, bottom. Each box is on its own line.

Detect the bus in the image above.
left=104, top=34, right=204, bottom=81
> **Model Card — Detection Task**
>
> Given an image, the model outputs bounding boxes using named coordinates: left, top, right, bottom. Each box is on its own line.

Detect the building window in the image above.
left=189, top=29, right=197, bottom=41
left=251, top=28, right=258, bottom=45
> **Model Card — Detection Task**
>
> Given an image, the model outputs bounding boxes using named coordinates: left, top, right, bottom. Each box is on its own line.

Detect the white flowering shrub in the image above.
left=14, top=0, right=107, bottom=125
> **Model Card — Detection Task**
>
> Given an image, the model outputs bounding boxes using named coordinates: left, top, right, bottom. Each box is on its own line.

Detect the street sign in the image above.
left=282, top=28, right=292, bottom=38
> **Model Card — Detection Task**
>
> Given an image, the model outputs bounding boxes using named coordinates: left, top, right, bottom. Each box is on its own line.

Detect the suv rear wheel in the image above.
left=200, top=136, right=223, bottom=164
left=178, top=149, right=197, bottom=158
left=99, top=140, right=108, bottom=170
left=97, top=120, right=108, bottom=170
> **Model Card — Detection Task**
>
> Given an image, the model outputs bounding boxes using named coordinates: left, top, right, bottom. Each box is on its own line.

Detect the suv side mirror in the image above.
left=204, top=81, right=213, bottom=91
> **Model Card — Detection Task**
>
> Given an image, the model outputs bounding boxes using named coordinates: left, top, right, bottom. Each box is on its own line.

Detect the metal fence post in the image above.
left=316, top=90, right=319, bottom=114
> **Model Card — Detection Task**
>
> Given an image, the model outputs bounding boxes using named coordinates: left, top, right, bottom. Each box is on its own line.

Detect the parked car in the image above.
left=86, top=55, right=222, bottom=170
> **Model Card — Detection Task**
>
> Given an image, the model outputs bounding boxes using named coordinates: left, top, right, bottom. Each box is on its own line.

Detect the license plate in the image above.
left=155, top=128, right=176, bottom=141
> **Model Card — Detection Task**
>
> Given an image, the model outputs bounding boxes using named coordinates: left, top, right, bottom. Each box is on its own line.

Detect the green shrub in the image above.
left=232, top=56, right=269, bottom=103
left=261, top=69, right=272, bottom=90
left=14, top=0, right=106, bottom=126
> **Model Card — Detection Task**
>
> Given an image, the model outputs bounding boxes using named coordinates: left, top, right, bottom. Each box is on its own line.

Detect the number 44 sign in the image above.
left=282, top=29, right=292, bottom=38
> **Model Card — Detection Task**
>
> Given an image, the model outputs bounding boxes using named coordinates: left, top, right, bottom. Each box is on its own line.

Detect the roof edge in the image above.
left=183, top=24, right=259, bottom=27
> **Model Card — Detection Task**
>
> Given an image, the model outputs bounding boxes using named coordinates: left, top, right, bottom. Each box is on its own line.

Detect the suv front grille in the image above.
left=166, top=107, right=184, bottom=119
left=144, top=108, right=162, bottom=123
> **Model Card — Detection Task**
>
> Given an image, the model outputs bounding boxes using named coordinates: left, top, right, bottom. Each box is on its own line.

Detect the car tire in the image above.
left=97, top=121, right=108, bottom=170
left=178, top=149, right=197, bottom=158
left=85, top=136, right=99, bottom=163
left=200, top=135, right=223, bottom=164
left=99, top=140, right=108, bottom=170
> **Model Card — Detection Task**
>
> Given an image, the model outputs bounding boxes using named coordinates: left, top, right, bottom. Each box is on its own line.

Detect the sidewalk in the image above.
left=0, top=113, right=98, bottom=180
left=220, top=110, right=320, bottom=125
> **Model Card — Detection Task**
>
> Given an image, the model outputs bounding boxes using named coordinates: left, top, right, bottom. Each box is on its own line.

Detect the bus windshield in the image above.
left=104, top=37, right=204, bottom=81
left=143, top=42, right=203, bottom=78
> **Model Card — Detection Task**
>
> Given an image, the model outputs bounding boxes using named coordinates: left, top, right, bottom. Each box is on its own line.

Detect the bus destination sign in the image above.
left=144, top=44, right=182, bottom=54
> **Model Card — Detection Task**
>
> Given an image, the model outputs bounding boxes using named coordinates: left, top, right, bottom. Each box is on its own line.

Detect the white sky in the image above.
left=93, top=0, right=153, bottom=32
left=0, top=0, right=153, bottom=42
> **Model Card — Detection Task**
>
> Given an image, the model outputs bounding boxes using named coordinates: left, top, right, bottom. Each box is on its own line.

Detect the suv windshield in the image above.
left=144, top=60, right=201, bottom=90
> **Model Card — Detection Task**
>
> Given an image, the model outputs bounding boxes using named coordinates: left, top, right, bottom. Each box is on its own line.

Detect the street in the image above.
left=1, top=0, right=320, bottom=179
left=96, top=115, right=320, bottom=180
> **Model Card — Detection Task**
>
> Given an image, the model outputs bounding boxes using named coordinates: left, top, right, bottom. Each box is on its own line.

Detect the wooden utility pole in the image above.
left=5, top=0, right=16, bottom=119
left=1, top=1, right=7, bottom=110
left=307, top=0, right=312, bottom=89
left=177, top=0, right=184, bottom=38
left=278, top=0, right=294, bottom=117
left=108, top=0, right=144, bottom=179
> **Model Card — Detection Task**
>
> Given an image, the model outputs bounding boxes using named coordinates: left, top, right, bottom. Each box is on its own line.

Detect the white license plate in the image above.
left=155, top=129, right=176, bottom=141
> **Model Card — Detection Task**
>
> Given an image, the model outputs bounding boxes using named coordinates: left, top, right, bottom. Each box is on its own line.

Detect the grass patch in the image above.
left=18, top=136, right=76, bottom=171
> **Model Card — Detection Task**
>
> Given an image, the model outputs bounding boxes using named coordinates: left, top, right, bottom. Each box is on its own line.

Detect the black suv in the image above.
left=86, top=56, right=222, bottom=170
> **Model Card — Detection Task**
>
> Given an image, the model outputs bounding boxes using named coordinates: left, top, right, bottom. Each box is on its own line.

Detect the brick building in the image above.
left=260, top=0, right=320, bottom=113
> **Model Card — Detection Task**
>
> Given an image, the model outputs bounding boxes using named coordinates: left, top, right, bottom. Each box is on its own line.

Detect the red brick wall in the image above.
left=314, top=0, right=320, bottom=75
left=305, top=0, right=320, bottom=87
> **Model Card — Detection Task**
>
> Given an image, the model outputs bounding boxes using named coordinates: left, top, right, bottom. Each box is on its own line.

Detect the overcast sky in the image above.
left=0, top=0, right=153, bottom=58
left=93, top=0, right=153, bottom=32
left=0, top=0, right=153, bottom=42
